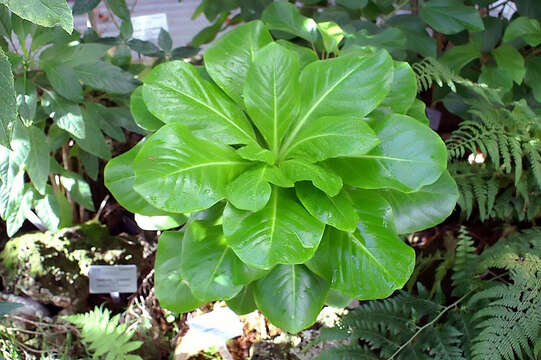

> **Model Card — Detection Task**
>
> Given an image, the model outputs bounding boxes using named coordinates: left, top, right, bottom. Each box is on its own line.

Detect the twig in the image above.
left=94, top=194, right=110, bottom=221
left=387, top=290, right=473, bottom=360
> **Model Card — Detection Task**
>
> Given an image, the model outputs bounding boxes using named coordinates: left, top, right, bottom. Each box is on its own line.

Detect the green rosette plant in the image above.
left=104, top=20, right=458, bottom=333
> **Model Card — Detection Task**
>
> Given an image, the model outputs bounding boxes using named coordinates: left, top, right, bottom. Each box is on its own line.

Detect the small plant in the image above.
left=312, top=227, right=541, bottom=360
left=105, top=19, right=457, bottom=332
left=63, top=306, right=143, bottom=360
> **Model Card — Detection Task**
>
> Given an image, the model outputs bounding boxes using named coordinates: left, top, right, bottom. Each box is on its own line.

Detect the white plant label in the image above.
left=132, top=13, right=168, bottom=41
left=88, top=265, right=137, bottom=294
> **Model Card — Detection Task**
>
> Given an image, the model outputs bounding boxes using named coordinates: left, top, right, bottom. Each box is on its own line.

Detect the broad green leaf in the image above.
left=134, top=213, right=187, bottom=231
left=204, top=20, right=273, bottom=105
left=478, top=66, right=513, bottom=94
left=254, top=264, right=329, bottom=333
left=11, top=123, right=49, bottom=194
left=34, top=185, right=62, bottom=232
left=72, top=0, right=101, bottom=15
left=190, top=13, right=227, bottom=47
left=379, top=61, right=417, bottom=114
left=279, top=50, right=393, bottom=156
left=158, top=28, right=172, bottom=52
left=127, top=39, right=161, bottom=56
left=379, top=170, right=458, bottom=234
left=275, top=40, right=318, bottom=69
left=0, top=0, right=73, bottom=33
left=86, top=102, right=125, bottom=142
left=11, top=14, right=37, bottom=47
left=492, top=45, right=525, bottom=84
left=227, top=285, right=257, bottom=315
left=6, top=183, right=32, bottom=236
left=14, top=78, right=37, bottom=124
left=40, top=43, right=110, bottom=68
left=31, top=26, right=78, bottom=51
left=419, top=0, right=484, bottom=35
left=284, top=115, right=379, bottom=162
left=143, top=61, right=256, bottom=145
left=327, top=114, right=447, bottom=192
left=295, top=183, right=359, bottom=232
left=180, top=221, right=243, bottom=302
left=231, top=260, right=269, bottom=287
left=307, top=191, right=415, bottom=299
left=133, top=123, right=248, bottom=213
left=262, top=2, right=318, bottom=43
left=130, top=87, right=163, bottom=132
left=171, top=46, right=200, bottom=60
left=226, top=165, right=271, bottom=212
left=79, top=149, right=98, bottom=180
left=155, top=231, right=202, bottom=313
left=74, top=61, right=138, bottom=94
left=223, top=187, right=324, bottom=270
left=0, top=4, right=11, bottom=37
left=41, top=90, right=85, bottom=139
left=105, top=0, right=130, bottom=21
left=407, top=99, right=430, bottom=125
left=317, top=21, right=344, bottom=55
left=503, top=16, right=541, bottom=47
left=336, top=0, right=368, bottom=9
left=263, top=165, right=294, bottom=187
left=347, top=28, right=407, bottom=54
left=105, top=142, right=176, bottom=216
left=0, top=48, right=16, bottom=148
left=244, top=42, right=299, bottom=152
left=281, top=159, right=342, bottom=197
left=326, top=289, right=352, bottom=308
left=43, top=62, right=83, bottom=103
left=50, top=160, right=95, bottom=211
left=525, top=57, right=541, bottom=102
left=440, top=41, right=481, bottom=73
left=386, top=14, right=436, bottom=58
left=75, top=107, right=111, bottom=160
left=236, top=144, right=275, bottom=165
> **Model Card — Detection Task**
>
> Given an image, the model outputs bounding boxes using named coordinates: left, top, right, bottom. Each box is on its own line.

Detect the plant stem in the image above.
left=388, top=290, right=473, bottom=360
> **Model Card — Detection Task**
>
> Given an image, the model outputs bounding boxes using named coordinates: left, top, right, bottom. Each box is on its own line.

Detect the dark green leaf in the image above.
left=158, top=28, right=172, bottom=52
left=127, top=39, right=161, bottom=56
left=419, top=0, right=484, bottom=35
left=227, top=285, right=257, bottom=315
left=262, top=2, right=318, bottom=43
left=0, top=48, right=16, bottom=147
left=74, top=61, right=138, bottom=94
left=43, top=62, right=83, bottom=103
left=170, top=46, right=200, bottom=59
left=105, top=0, right=130, bottom=21
left=75, top=107, right=111, bottom=159
left=72, top=0, right=101, bottom=15
left=379, top=61, right=417, bottom=114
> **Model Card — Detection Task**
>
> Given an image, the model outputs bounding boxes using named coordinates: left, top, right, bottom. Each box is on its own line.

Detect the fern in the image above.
left=412, top=57, right=500, bottom=102
left=451, top=226, right=478, bottom=297
left=63, top=306, right=143, bottom=360
left=425, top=324, right=464, bottom=360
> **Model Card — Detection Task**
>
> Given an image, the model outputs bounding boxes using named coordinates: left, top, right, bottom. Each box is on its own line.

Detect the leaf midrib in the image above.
left=350, top=232, right=399, bottom=284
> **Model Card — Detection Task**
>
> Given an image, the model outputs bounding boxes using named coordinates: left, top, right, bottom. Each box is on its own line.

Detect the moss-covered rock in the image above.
left=0, top=221, right=142, bottom=311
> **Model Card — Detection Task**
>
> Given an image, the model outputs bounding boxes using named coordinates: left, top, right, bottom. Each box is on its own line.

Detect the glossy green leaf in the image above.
left=492, top=45, right=525, bottom=84
left=127, top=39, right=161, bottom=56
left=281, top=159, right=342, bottom=197
left=155, top=231, right=202, bottom=314
left=204, top=20, right=273, bottom=105
left=503, top=16, right=541, bottom=47
left=105, top=0, right=130, bottom=21
left=407, top=99, right=430, bottom=125
left=11, top=123, right=49, bottom=195
left=440, top=41, right=481, bottom=72
left=0, top=48, right=16, bottom=148
left=262, top=2, right=318, bottom=43
left=254, top=264, right=329, bottom=333
left=263, top=165, right=294, bottom=188
left=180, top=221, right=243, bottom=302
left=283, top=115, right=379, bottom=162
left=275, top=40, right=318, bottom=69
left=41, top=90, right=85, bottom=139
left=380, top=61, right=417, bottom=114
left=236, top=144, right=275, bottom=165
left=478, top=66, right=513, bottom=94
left=223, top=187, right=324, bottom=270
left=326, top=289, right=352, bottom=308
left=347, top=28, right=407, bottom=54
left=226, top=165, right=271, bottom=212
left=43, top=62, right=83, bottom=103
left=279, top=50, right=393, bottom=156
left=75, top=108, right=111, bottom=160
left=317, top=21, right=344, bottom=55
left=379, top=170, right=458, bottom=234
left=525, top=57, right=541, bottom=103
left=158, top=28, right=172, bottom=52
left=327, top=114, right=447, bottom=192
left=72, top=0, right=101, bottom=15
left=0, top=0, right=73, bottom=33
left=307, top=191, right=415, bottom=299
left=419, top=0, right=484, bottom=35
left=34, top=185, right=62, bottom=232
left=134, top=213, right=187, bottom=231
left=143, top=61, right=256, bottom=145
left=296, top=182, right=359, bottom=232
left=130, top=87, right=163, bottom=132
left=133, top=123, right=247, bottom=213
left=244, top=42, right=299, bottom=152
left=227, top=285, right=257, bottom=315
left=74, top=61, right=138, bottom=94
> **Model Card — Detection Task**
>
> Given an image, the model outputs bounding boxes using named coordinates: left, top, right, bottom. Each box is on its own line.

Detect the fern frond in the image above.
left=425, top=324, right=465, bottom=360
left=317, top=344, right=378, bottom=360
left=451, top=227, right=478, bottom=297
left=524, top=142, right=541, bottom=188
left=63, top=306, right=143, bottom=360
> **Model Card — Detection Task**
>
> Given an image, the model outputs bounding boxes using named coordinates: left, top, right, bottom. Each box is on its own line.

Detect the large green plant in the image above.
left=104, top=20, right=457, bottom=332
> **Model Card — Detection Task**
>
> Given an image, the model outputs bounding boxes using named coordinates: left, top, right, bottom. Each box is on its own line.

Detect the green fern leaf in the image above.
left=451, top=227, right=478, bottom=297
